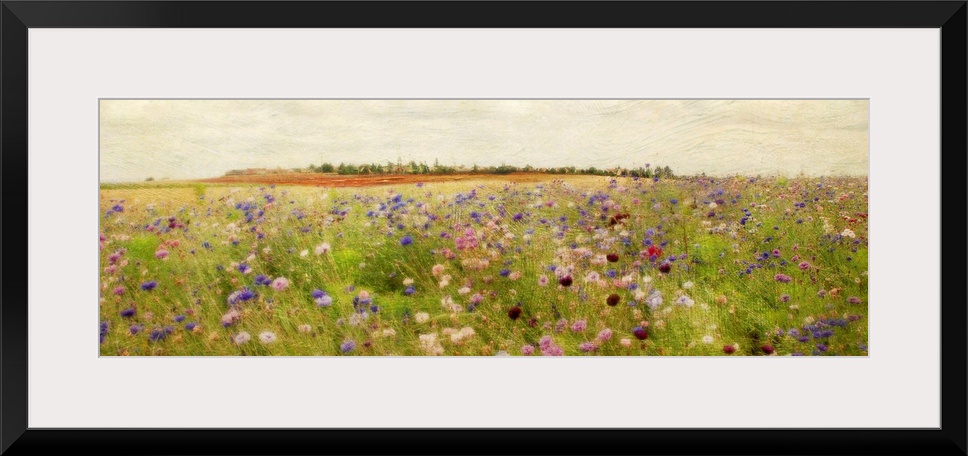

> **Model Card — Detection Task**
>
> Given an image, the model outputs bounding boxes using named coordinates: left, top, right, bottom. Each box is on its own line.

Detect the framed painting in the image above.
left=2, top=1, right=964, bottom=455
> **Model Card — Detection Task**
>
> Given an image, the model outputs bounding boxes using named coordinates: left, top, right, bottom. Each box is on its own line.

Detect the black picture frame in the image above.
left=2, top=2, right=965, bottom=455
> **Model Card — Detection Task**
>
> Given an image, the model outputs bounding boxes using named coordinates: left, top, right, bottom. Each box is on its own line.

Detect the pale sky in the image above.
left=100, top=99, right=868, bottom=182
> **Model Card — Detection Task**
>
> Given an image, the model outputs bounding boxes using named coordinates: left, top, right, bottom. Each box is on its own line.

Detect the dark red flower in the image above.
left=527, top=317, right=538, bottom=328
left=559, top=275, right=573, bottom=287
left=608, top=213, right=630, bottom=226
left=606, top=253, right=619, bottom=263
left=658, top=261, right=672, bottom=274
left=508, top=306, right=522, bottom=320
left=722, top=345, right=736, bottom=354
left=632, top=326, right=649, bottom=340
left=760, top=345, right=775, bottom=355
left=606, top=294, right=620, bottom=306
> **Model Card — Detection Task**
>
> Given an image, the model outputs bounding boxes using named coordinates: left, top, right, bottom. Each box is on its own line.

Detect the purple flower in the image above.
left=149, top=328, right=167, bottom=342
left=237, top=263, right=251, bottom=274
left=315, top=294, right=333, bottom=307
left=99, top=321, right=110, bottom=344
left=185, top=322, right=198, bottom=331
left=400, top=236, right=414, bottom=246
left=141, top=280, right=158, bottom=291
left=174, top=315, right=186, bottom=323
left=254, top=274, right=272, bottom=286
left=120, top=307, right=136, bottom=318
left=578, top=342, right=598, bottom=352
left=403, top=286, right=416, bottom=296
left=129, top=324, right=143, bottom=335
left=340, top=340, right=356, bottom=353
left=774, top=274, right=792, bottom=283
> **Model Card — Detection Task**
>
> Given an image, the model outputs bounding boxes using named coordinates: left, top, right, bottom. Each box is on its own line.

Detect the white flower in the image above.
left=314, top=242, right=331, bottom=255
left=414, top=312, right=430, bottom=324
left=683, top=281, right=694, bottom=289
left=233, top=332, right=251, bottom=345
left=259, top=331, right=277, bottom=344
left=633, top=289, right=647, bottom=302
left=702, top=335, right=714, bottom=344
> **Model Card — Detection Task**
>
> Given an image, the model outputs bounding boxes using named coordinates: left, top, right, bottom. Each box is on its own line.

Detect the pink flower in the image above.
left=570, top=320, right=587, bottom=332
left=521, top=345, right=535, bottom=355
left=270, top=277, right=290, bottom=291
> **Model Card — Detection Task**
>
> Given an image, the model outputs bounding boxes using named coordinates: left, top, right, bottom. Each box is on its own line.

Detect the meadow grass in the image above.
left=99, top=174, right=868, bottom=356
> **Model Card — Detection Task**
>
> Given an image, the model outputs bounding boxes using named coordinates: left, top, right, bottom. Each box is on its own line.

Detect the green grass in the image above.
left=98, top=175, right=869, bottom=356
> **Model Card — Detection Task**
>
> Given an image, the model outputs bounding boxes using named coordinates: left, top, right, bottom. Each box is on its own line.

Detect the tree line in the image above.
left=298, top=160, right=675, bottom=178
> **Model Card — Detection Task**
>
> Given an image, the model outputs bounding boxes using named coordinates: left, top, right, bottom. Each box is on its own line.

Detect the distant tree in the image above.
left=320, top=163, right=334, bottom=173
left=145, top=177, right=155, bottom=182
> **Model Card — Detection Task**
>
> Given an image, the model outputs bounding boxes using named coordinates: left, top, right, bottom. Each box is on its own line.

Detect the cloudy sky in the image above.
left=100, top=99, right=868, bottom=182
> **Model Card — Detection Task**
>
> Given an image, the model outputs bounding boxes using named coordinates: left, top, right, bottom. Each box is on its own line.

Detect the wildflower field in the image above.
left=99, top=174, right=868, bottom=356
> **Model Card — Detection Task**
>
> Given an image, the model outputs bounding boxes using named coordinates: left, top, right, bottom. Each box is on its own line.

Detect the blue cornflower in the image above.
left=141, top=281, right=158, bottom=291
left=185, top=322, right=198, bottom=331
left=404, top=286, right=415, bottom=296
left=254, top=274, right=272, bottom=286
left=400, top=236, right=414, bottom=246
left=149, top=328, right=167, bottom=342
left=237, top=263, right=251, bottom=274
left=120, top=308, right=136, bottom=318
left=311, top=289, right=327, bottom=299
left=227, top=288, right=256, bottom=306
left=174, top=315, right=186, bottom=323
left=499, top=269, right=511, bottom=277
